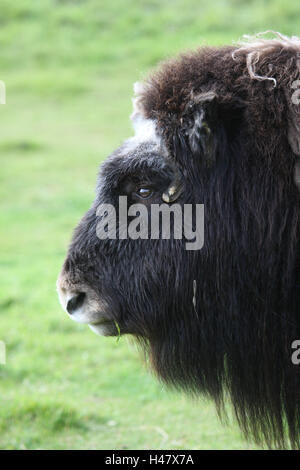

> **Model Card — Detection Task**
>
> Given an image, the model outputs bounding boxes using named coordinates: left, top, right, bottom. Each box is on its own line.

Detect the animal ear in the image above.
left=183, top=91, right=218, bottom=167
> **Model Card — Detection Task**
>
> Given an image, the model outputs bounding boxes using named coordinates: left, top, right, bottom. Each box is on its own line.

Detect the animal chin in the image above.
left=88, top=321, right=117, bottom=337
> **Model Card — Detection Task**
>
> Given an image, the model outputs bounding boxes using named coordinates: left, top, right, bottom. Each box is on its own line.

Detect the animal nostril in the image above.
left=66, top=292, right=86, bottom=314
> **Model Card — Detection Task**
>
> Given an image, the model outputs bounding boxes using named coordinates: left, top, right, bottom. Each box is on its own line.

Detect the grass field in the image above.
left=0, top=0, right=299, bottom=450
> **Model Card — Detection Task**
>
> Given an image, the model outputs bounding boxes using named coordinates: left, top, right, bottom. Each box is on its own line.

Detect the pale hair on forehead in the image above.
left=232, top=30, right=300, bottom=87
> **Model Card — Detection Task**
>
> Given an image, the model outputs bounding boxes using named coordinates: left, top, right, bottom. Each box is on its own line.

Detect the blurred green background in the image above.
left=0, top=0, right=299, bottom=450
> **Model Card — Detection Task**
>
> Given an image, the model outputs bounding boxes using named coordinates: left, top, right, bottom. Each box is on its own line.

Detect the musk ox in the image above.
left=57, top=32, right=300, bottom=448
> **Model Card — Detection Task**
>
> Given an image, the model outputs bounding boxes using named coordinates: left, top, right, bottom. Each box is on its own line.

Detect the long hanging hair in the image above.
left=134, top=32, right=300, bottom=448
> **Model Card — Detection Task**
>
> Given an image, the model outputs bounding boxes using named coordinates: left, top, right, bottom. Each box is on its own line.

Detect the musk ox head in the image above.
left=57, top=32, right=300, bottom=448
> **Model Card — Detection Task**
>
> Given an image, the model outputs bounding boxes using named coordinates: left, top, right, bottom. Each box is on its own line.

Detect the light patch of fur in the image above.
left=124, top=115, right=162, bottom=154
left=232, top=31, right=300, bottom=87
left=131, top=81, right=146, bottom=122
left=124, top=81, right=163, bottom=152
left=131, top=113, right=160, bottom=144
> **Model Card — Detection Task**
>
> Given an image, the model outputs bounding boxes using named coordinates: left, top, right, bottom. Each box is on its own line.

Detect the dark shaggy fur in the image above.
left=60, top=34, right=300, bottom=448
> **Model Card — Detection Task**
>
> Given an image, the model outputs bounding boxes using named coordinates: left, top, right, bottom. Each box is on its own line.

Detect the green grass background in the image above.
left=0, top=0, right=299, bottom=450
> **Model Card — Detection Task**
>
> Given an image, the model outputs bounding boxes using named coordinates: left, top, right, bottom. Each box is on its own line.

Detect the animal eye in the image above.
left=135, top=187, right=153, bottom=199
